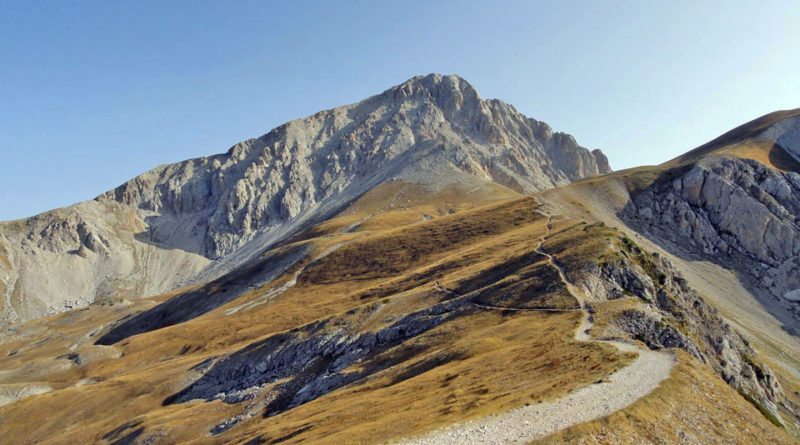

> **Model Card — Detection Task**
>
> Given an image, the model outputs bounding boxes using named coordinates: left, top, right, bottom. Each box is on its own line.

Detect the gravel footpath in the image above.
left=395, top=213, right=676, bottom=444
left=397, top=329, right=673, bottom=444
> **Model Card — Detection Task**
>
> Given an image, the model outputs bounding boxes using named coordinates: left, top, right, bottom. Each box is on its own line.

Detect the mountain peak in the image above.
left=0, top=75, right=611, bottom=327
left=383, top=73, right=482, bottom=108
left=80, top=75, right=613, bottom=261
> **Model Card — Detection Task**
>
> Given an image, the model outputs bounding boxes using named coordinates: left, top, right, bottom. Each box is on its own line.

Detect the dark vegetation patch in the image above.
left=109, top=428, right=145, bottom=445
left=462, top=257, right=576, bottom=310
left=298, top=198, right=542, bottom=284
left=102, top=421, right=143, bottom=444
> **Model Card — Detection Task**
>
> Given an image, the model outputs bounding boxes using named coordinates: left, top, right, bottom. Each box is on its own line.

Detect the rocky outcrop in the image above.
left=0, top=201, right=210, bottom=328
left=164, top=293, right=474, bottom=431
left=622, top=157, right=800, bottom=325
left=574, top=235, right=787, bottom=421
left=531, top=120, right=611, bottom=181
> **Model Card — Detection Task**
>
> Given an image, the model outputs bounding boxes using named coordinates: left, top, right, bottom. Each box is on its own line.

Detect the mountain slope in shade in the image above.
left=0, top=74, right=609, bottom=328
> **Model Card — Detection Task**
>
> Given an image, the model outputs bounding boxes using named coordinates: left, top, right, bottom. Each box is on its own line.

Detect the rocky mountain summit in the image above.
left=1, top=84, right=799, bottom=443
left=0, top=74, right=610, bottom=328
left=101, top=74, right=609, bottom=260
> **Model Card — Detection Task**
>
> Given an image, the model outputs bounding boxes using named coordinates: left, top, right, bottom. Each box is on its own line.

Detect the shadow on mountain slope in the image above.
left=95, top=244, right=311, bottom=345
left=769, top=143, right=800, bottom=172
left=162, top=294, right=474, bottom=419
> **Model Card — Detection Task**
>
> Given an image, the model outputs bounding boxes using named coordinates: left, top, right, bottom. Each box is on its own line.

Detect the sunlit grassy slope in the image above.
left=535, top=120, right=800, bottom=441
left=0, top=182, right=630, bottom=444
left=668, top=108, right=800, bottom=171
left=0, top=179, right=792, bottom=444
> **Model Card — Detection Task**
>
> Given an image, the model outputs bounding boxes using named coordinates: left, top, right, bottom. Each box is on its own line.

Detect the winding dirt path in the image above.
left=397, top=211, right=675, bottom=445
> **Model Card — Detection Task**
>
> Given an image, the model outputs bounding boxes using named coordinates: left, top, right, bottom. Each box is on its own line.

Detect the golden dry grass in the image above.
left=667, top=108, right=800, bottom=167
left=299, top=196, right=543, bottom=284
left=217, top=311, right=632, bottom=445
left=1, top=181, right=791, bottom=445
left=293, top=180, right=520, bottom=240
left=0, top=187, right=636, bottom=445
left=532, top=352, right=796, bottom=445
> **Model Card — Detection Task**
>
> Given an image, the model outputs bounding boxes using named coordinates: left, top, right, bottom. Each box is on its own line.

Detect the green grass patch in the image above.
left=740, top=391, right=783, bottom=429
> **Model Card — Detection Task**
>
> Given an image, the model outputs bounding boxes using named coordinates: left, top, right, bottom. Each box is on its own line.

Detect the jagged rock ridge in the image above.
left=0, top=74, right=610, bottom=327
left=577, top=238, right=786, bottom=416
left=102, top=74, right=610, bottom=259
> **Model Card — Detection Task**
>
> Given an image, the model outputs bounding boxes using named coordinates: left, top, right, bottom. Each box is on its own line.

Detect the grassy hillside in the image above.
left=0, top=181, right=793, bottom=444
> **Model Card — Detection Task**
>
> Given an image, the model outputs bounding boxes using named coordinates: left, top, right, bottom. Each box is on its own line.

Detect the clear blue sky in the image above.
left=1, top=1, right=799, bottom=221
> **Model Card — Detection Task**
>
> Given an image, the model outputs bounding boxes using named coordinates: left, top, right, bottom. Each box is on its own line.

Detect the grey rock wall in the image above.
left=623, top=157, right=800, bottom=324
left=100, top=74, right=611, bottom=260
left=575, top=241, right=787, bottom=420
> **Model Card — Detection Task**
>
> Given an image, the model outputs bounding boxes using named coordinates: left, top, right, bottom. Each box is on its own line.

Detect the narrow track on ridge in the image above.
left=397, top=205, right=676, bottom=445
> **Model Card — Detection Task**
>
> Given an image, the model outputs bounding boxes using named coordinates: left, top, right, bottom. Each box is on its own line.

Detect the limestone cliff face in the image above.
left=100, top=74, right=611, bottom=260
left=0, top=74, right=610, bottom=327
left=622, top=115, right=800, bottom=326
left=0, top=201, right=211, bottom=328
left=530, top=119, right=611, bottom=181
